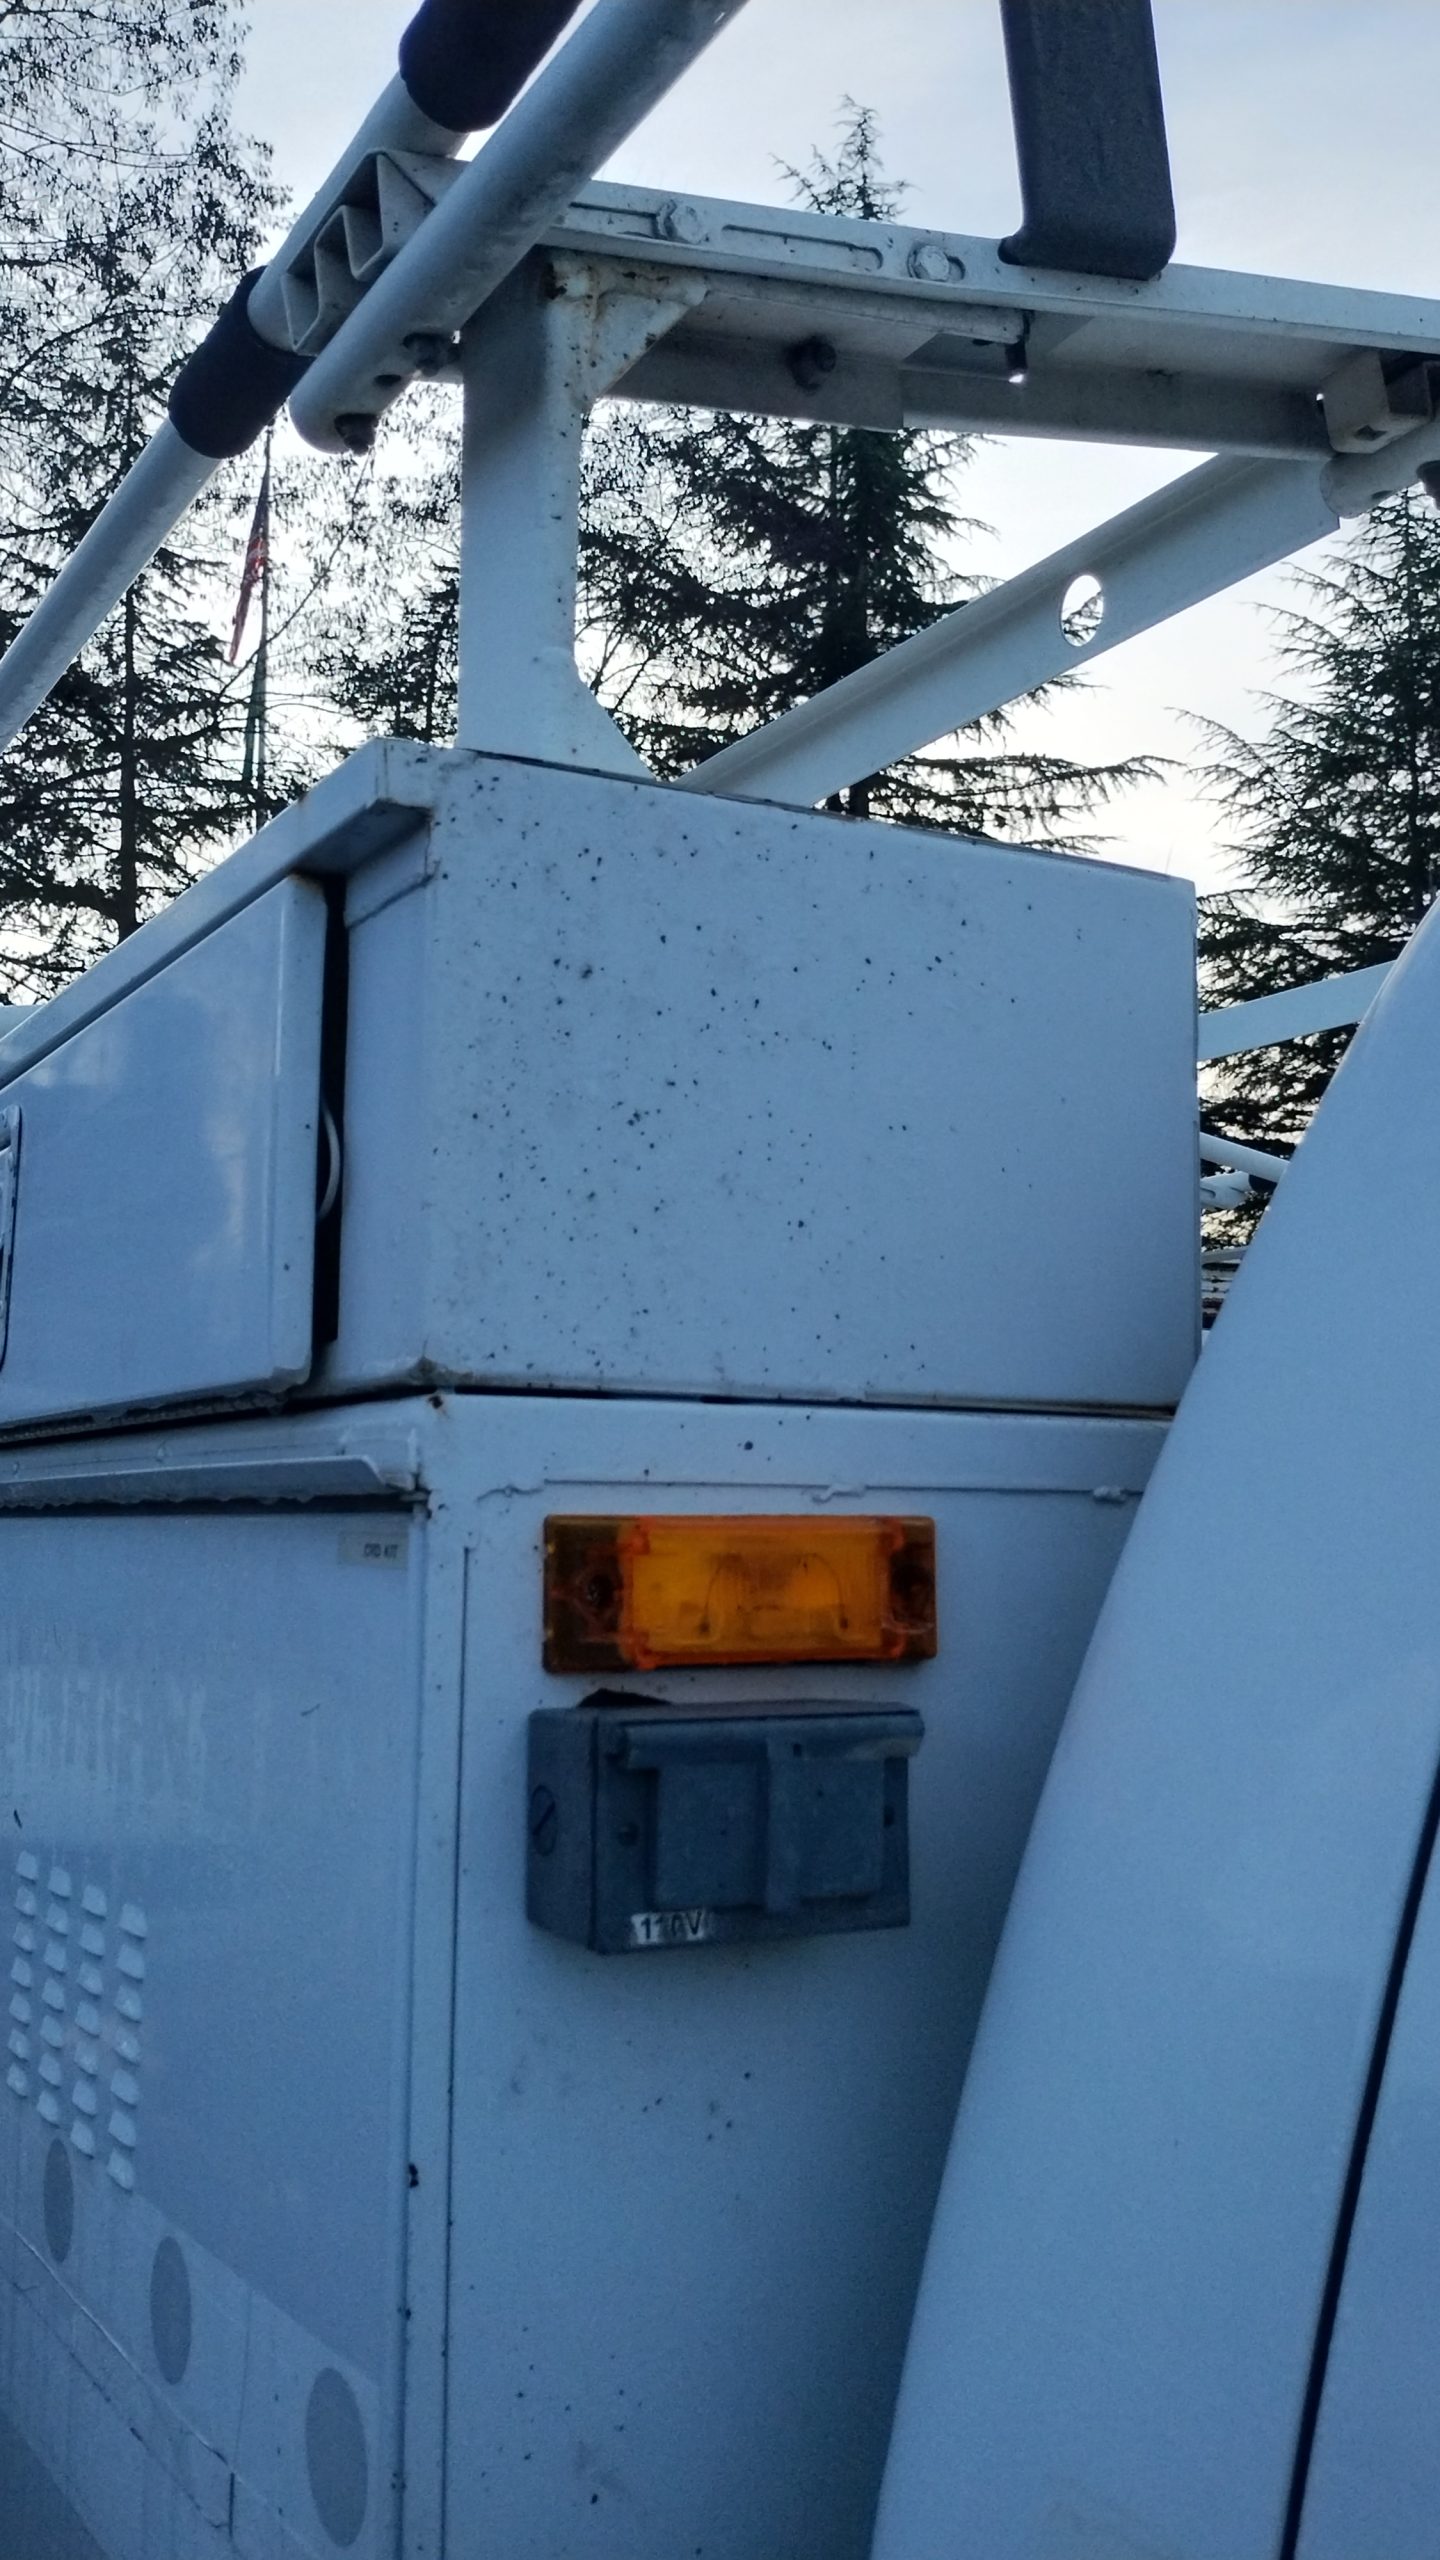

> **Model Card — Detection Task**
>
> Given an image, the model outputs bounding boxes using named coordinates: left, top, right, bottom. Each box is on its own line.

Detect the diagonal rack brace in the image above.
left=675, top=421, right=1440, bottom=812
left=675, top=457, right=1338, bottom=808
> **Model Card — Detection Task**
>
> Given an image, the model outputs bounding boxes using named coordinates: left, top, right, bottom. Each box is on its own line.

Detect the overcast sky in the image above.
left=237, top=0, right=1440, bottom=887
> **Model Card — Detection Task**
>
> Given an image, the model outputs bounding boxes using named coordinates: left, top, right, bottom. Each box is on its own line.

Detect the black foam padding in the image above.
left=398, top=0, right=583, bottom=133
left=998, top=0, right=1177, bottom=280
left=168, top=272, right=308, bottom=460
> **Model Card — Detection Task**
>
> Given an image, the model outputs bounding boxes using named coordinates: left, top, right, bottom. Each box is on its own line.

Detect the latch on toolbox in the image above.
left=526, top=1703, right=923, bottom=1953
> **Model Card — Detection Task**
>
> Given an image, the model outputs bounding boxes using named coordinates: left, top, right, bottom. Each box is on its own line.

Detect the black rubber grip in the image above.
left=398, top=0, right=583, bottom=132
left=998, top=0, right=1177, bottom=280
left=168, top=272, right=309, bottom=460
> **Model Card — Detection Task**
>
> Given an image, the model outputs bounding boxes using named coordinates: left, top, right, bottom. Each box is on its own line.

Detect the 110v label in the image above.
left=627, top=1909, right=716, bottom=1949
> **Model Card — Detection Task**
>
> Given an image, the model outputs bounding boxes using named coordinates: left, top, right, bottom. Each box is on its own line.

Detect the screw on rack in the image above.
left=333, top=412, right=378, bottom=454
left=657, top=198, right=707, bottom=247
left=907, top=241, right=956, bottom=284
left=787, top=336, right=837, bottom=394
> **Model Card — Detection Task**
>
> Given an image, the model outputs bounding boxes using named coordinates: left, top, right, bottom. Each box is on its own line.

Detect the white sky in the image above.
left=237, top=0, right=1440, bottom=887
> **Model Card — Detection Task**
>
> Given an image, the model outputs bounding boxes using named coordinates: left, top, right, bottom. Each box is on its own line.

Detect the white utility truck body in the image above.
left=6, top=0, right=1440, bottom=2552
left=0, top=746, right=1191, bottom=2557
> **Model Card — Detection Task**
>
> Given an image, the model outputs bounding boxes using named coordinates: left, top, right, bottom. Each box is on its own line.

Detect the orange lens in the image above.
left=544, top=1515, right=937, bottom=1673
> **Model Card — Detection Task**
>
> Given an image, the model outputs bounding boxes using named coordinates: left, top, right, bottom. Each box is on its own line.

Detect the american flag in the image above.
left=228, top=464, right=271, bottom=663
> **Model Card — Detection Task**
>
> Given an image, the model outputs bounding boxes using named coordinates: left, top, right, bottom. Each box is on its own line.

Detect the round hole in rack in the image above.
left=1059, top=573, right=1105, bottom=649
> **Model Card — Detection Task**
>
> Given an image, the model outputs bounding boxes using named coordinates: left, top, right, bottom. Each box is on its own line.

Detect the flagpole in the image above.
left=255, top=424, right=271, bottom=827
left=233, top=433, right=272, bottom=827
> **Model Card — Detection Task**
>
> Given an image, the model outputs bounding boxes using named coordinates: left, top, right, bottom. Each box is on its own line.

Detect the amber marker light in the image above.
left=543, top=1514, right=937, bottom=1674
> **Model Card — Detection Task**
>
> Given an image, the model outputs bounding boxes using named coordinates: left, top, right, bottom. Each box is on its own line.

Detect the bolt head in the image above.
left=333, top=411, right=377, bottom=455
left=658, top=198, right=707, bottom=247
left=787, top=334, right=838, bottom=395
left=908, top=241, right=955, bottom=285
left=403, top=329, right=459, bottom=376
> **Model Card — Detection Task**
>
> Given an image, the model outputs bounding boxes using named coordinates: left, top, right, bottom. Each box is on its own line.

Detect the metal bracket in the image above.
left=1321, top=351, right=1438, bottom=456
left=457, top=253, right=705, bottom=772
left=280, top=148, right=465, bottom=361
left=545, top=184, right=1440, bottom=463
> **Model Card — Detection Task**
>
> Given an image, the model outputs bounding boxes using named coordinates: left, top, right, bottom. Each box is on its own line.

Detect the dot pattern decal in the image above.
left=5, top=1854, right=145, bottom=2194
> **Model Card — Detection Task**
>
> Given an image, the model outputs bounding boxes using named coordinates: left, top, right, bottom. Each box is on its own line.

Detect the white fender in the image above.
left=872, top=894, right=1440, bottom=2560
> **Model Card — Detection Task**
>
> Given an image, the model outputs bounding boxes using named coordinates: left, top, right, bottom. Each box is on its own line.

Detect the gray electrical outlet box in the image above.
left=526, top=1702, right=923, bottom=1953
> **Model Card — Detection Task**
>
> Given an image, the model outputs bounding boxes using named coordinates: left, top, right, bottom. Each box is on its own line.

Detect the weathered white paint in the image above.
left=0, top=1391, right=1162, bottom=2560
left=872, top=883, right=1440, bottom=2560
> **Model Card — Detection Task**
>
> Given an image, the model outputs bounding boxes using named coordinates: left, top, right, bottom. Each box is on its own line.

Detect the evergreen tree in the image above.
left=0, top=2, right=283, bottom=994
left=1199, top=489, right=1440, bottom=1150
left=324, top=109, right=1150, bottom=846
left=310, top=444, right=460, bottom=747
